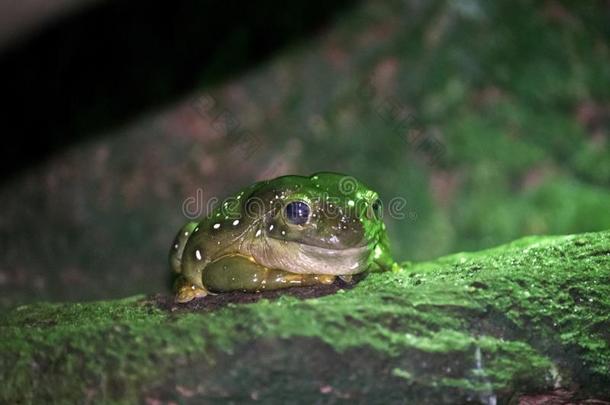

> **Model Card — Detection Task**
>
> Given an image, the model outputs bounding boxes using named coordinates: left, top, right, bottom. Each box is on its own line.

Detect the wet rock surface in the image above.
left=1, top=231, right=609, bottom=403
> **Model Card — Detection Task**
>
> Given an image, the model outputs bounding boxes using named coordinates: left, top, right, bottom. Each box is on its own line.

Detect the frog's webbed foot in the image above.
left=315, top=274, right=336, bottom=285
left=174, top=275, right=212, bottom=303
left=279, top=273, right=336, bottom=287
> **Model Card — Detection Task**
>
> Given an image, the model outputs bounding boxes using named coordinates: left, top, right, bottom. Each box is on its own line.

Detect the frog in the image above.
left=169, top=172, right=396, bottom=303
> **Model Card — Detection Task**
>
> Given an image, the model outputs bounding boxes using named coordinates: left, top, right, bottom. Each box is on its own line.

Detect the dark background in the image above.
left=1, top=0, right=609, bottom=308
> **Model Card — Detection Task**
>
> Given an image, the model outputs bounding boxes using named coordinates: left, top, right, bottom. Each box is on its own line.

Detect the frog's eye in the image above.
left=371, top=199, right=382, bottom=219
left=285, top=201, right=310, bottom=225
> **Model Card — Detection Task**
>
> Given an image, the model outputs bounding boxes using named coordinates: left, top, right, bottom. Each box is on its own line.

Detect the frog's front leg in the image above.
left=202, top=255, right=336, bottom=293
left=169, top=221, right=199, bottom=275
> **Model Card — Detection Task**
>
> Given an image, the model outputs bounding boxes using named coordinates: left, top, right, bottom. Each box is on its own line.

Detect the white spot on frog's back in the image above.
left=232, top=219, right=240, bottom=226
left=255, top=229, right=262, bottom=237
left=213, top=223, right=221, bottom=230
left=195, top=249, right=202, bottom=260
left=269, top=224, right=274, bottom=231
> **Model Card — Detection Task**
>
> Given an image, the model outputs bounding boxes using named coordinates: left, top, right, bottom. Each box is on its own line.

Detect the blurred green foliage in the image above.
left=241, top=0, right=609, bottom=260
left=2, top=0, right=608, bottom=307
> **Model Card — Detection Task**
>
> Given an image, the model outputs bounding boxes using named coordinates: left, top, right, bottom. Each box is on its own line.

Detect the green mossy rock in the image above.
left=1, top=231, right=609, bottom=403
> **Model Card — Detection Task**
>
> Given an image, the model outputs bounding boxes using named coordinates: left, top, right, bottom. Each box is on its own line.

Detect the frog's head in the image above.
left=241, top=172, right=392, bottom=275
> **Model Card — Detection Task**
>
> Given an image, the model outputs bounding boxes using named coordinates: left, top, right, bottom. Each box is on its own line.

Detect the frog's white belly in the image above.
left=252, top=238, right=370, bottom=275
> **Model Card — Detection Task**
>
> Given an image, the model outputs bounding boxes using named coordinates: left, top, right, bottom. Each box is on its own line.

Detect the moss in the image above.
left=1, top=230, right=609, bottom=403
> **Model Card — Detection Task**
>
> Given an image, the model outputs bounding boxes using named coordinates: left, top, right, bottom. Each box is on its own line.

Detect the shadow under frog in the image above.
left=169, top=172, right=396, bottom=303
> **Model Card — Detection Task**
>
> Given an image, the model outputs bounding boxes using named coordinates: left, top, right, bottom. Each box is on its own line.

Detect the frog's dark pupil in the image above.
left=285, top=201, right=310, bottom=225
left=372, top=199, right=382, bottom=218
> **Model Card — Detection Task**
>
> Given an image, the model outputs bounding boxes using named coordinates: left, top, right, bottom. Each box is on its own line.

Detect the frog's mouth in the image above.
left=252, top=238, right=372, bottom=276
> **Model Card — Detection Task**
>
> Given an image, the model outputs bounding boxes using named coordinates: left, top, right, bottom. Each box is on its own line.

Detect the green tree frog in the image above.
left=170, top=172, right=396, bottom=302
